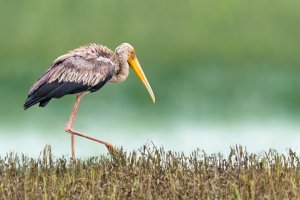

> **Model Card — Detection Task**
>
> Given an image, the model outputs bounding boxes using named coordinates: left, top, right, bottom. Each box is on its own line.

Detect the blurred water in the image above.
left=1, top=120, right=299, bottom=158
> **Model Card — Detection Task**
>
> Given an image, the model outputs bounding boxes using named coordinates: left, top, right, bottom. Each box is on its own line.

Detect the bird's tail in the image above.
left=24, top=95, right=40, bottom=110
left=24, top=94, right=50, bottom=110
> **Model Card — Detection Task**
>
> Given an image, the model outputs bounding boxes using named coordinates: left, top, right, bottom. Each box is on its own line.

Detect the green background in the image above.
left=0, top=0, right=299, bottom=156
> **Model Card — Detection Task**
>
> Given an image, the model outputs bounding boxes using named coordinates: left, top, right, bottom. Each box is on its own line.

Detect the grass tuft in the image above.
left=0, top=145, right=300, bottom=199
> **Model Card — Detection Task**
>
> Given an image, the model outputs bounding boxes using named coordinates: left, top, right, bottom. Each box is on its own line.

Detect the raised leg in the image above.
left=65, top=93, right=114, bottom=160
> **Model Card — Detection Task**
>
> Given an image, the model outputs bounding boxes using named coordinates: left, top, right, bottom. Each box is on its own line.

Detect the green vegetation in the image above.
left=1, top=145, right=300, bottom=199
left=0, top=0, right=300, bottom=124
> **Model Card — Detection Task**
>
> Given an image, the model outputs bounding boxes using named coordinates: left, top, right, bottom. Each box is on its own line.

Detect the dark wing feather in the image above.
left=24, top=81, right=90, bottom=109
left=24, top=45, right=116, bottom=109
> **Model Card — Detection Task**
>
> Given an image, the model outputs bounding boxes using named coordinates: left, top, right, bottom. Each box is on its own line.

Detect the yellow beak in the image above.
left=128, top=56, right=156, bottom=103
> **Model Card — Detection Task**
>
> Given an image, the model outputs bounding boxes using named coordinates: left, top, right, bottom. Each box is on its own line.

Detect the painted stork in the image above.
left=24, top=43, right=155, bottom=159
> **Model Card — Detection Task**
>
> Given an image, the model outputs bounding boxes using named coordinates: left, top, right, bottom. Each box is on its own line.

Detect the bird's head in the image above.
left=116, top=43, right=155, bottom=103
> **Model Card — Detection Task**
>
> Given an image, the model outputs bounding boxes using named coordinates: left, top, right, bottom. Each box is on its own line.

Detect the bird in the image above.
left=24, top=43, right=155, bottom=160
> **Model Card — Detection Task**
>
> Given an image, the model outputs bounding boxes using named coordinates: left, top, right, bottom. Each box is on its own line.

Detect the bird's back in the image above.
left=24, top=44, right=117, bottom=109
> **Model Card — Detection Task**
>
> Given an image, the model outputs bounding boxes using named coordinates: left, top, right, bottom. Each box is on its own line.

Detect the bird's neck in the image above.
left=109, top=51, right=129, bottom=83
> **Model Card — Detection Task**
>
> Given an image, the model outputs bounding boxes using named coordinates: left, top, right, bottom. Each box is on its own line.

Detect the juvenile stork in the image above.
left=24, top=43, right=155, bottom=159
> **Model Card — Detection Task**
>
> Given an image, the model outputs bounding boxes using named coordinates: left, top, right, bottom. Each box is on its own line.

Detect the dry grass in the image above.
left=0, top=145, right=300, bottom=199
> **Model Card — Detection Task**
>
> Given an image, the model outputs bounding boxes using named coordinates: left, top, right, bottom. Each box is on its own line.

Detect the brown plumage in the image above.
left=24, top=43, right=155, bottom=160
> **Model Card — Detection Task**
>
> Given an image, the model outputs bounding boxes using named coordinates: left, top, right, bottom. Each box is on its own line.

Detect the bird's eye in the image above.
left=129, top=49, right=136, bottom=58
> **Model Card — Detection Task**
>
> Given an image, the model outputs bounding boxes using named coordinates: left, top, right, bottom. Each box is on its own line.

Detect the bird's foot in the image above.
left=105, top=143, right=116, bottom=156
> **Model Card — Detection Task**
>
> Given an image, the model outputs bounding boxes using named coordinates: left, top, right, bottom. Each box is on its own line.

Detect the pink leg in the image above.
left=65, top=93, right=114, bottom=160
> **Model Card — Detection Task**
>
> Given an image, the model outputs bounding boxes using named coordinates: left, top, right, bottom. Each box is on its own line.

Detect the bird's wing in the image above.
left=47, top=56, right=115, bottom=87
left=28, top=46, right=116, bottom=96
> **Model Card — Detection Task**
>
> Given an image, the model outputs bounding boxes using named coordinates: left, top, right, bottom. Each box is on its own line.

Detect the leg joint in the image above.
left=65, top=126, right=72, bottom=133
